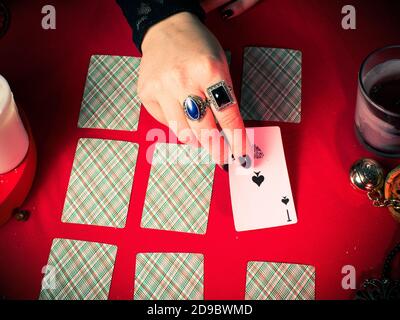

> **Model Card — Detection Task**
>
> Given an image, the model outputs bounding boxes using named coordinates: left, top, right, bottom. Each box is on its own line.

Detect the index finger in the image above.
left=205, top=78, right=252, bottom=168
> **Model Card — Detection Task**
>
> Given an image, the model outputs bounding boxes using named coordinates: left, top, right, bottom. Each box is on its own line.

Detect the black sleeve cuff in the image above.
left=116, top=0, right=206, bottom=52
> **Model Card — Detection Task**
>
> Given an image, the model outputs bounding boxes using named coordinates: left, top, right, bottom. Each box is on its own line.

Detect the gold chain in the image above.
left=367, top=190, right=400, bottom=210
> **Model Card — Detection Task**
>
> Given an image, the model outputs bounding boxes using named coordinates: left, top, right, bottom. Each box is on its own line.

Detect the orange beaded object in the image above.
left=384, top=166, right=400, bottom=223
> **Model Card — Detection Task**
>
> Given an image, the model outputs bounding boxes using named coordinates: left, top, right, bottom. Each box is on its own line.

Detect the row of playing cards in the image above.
left=229, top=127, right=297, bottom=232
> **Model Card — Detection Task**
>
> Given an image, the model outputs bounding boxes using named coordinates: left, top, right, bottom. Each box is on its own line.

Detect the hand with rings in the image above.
left=138, top=2, right=260, bottom=170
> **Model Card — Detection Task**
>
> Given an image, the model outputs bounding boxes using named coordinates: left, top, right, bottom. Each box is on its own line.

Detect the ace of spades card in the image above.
left=229, top=127, right=297, bottom=232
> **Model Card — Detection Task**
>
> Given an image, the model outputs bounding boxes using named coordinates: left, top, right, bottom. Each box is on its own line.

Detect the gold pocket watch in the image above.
left=350, top=158, right=400, bottom=222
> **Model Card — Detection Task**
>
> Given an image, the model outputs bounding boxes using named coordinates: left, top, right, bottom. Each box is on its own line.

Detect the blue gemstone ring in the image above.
left=183, top=95, right=209, bottom=121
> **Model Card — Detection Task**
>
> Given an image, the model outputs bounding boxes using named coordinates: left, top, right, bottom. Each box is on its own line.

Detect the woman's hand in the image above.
left=139, top=12, right=250, bottom=167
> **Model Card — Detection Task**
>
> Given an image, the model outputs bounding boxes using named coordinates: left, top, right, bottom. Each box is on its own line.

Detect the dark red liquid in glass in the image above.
left=369, top=78, right=400, bottom=114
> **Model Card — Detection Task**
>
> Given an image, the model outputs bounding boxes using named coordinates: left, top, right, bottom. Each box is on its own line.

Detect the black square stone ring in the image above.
left=206, top=81, right=235, bottom=111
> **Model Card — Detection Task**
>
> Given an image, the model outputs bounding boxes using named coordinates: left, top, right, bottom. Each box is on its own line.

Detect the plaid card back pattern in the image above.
left=245, top=262, right=315, bottom=300
left=134, top=253, right=204, bottom=300
left=62, top=138, right=139, bottom=228
left=78, top=55, right=141, bottom=131
left=39, top=239, right=117, bottom=300
left=240, top=47, right=302, bottom=123
left=141, top=143, right=215, bottom=234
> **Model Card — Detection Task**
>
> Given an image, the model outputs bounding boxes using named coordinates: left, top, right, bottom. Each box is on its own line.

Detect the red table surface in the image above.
left=0, top=0, right=399, bottom=300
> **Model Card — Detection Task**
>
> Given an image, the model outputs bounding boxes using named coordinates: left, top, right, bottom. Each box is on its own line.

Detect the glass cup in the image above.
left=355, top=45, right=400, bottom=158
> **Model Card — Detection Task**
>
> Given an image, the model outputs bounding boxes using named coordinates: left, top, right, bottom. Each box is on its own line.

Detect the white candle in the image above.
left=0, top=75, right=29, bottom=174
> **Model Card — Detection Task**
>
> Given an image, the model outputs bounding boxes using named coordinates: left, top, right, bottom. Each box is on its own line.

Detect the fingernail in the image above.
left=222, top=9, right=233, bottom=20
left=238, top=155, right=251, bottom=169
left=222, top=164, right=229, bottom=172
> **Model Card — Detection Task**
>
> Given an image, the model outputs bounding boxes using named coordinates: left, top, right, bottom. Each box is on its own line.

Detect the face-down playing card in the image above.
left=240, top=47, right=302, bottom=123
left=78, top=55, right=141, bottom=131
left=141, top=143, right=215, bottom=234
left=39, top=238, right=117, bottom=300
left=134, top=253, right=204, bottom=300
left=62, top=138, right=139, bottom=228
left=245, top=262, right=315, bottom=300
left=229, top=127, right=297, bottom=232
